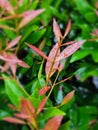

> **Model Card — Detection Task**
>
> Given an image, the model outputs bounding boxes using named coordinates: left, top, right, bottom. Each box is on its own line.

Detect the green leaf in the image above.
left=70, top=49, right=91, bottom=63
left=75, top=64, right=98, bottom=81
left=75, top=0, right=96, bottom=23
left=38, top=107, right=65, bottom=122
left=59, top=121, right=70, bottom=130
left=91, top=49, right=98, bottom=62
left=0, top=110, right=10, bottom=120
left=3, top=75, right=28, bottom=106
left=26, top=29, right=46, bottom=44
left=21, top=25, right=38, bottom=43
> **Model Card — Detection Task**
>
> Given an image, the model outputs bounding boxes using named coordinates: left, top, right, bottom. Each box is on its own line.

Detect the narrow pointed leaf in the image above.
left=61, top=90, right=75, bottom=106
left=38, top=86, right=51, bottom=96
left=44, top=116, right=63, bottom=130
left=0, top=0, right=14, bottom=15
left=63, top=20, right=71, bottom=38
left=3, top=117, right=26, bottom=124
left=19, top=9, right=44, bottom=29
left=45, top=43, right=60, bottom=78
left=53, top=18, right=62, bottom=41
left=5, top=36, right=22, bottom=50
left=56, top=40, right=86, bottom=61
left=26, top=43, right=49, bottom=61
left=37, top=97, right=47, bottom=115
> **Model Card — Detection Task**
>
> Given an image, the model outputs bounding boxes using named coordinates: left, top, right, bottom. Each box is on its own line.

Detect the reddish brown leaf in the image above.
left=5, top=36, right=22, bottom=50
left=3, top=117, right=26, bottom=124
left=37, top=97, right=47, bottom=115
left=56, top=40, right=86, bottom=61
left=63, top=20, right=71, bottom=38
left=53, top=18, right=62, bottom=42
left=44, top=116, right=63, bottom=130
left=45, top=43, right=60, bottom=78
left=8, top=104, right=18, bottom=111
left=38, top=86, right=51, bottom=96
left=26, top=43, right=49, bottom=61
left=61, top=90, right=75, bottom=106
left=18, top=9, right=44, bottom=29
left=0, top=0, right=14, bottom=15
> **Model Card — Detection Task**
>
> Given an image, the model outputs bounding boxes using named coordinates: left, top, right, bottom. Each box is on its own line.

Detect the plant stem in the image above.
left=47, top=71, right=60, bottom=98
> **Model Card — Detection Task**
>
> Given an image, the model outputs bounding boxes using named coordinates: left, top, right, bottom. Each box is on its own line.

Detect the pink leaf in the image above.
left=61, top=90, right=75, bottom=106
left=26, top=43, right=50, bottom=61
left=56, top=40, right=86, bottom=61
left=0, top=0, right=14, bottom=15
left=9, top=62, right=16, bottom=76
left=17, top=60, right=29, bottom=68
left=38, top=86, right=51, bottom=96
left=45, top=43, right=60, bottom=78
left=14, top=113, right=29, bottom=119
left=37, top=97, right=47, bottom=115
left=63, top=20, right=71, bottom=38
left=18, top=9, right=45, bottom=29
left=44, top=116, right=63, bottom=130
left=5, top=36, right=22, bottom=50
left=3, top=117, right=26, bottom=124
left=53, top=18, right=62, bottom=42
left=21, top=98, right=35, bottom=114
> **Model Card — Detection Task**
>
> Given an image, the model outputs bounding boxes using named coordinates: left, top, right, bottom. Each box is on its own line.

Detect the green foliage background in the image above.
left=0, top=0, right=98, bottom=130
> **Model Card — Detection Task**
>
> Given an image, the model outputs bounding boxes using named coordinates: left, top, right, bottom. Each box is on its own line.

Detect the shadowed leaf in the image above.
left=44, top=116, right=63, bottom=130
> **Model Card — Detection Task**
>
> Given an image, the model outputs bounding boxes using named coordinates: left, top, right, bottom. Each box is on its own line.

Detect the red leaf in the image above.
left=53, top=18, right=62, bottom=42
left=44, top=116, right=63, bottom=130
left=63, top=20, right=71, bottom=38
left=61, top=90, right=75, bottom=106
left=26, top=43, right=50, bottom=61
left=37, top=97, right=47, bottom=115
left=56, top=40, right=86, bottom=61
left=0, top=0, right=14, bottom=15
left=5, top=36, right=22, bottom=50
left=38, top=86, right=51, bottom=96
left=19, top=9, right=44, bottom=29
left=3, top=117, right=26, bottom=124
left=45, top=43, right=60, bottom=78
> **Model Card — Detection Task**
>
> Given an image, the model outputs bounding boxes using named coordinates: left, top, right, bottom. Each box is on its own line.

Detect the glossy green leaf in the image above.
left=59, top=121, right=70, bottom=130
left=70, top=50, right=91, bottom=63
left=38, top=107, right=65, bottom=122
left=3, top=75, right=28, bottom=106
left=26, top=29, right=46, bottom=44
